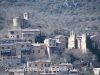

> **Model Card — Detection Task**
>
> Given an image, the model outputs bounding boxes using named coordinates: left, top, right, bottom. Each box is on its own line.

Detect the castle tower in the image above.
left=68, top=30, right=76, bottom=49
left=13, top=17, right=22, bottom=29
left=77, top=35, right=82, bottom=50
left=77, top=34, right=87, bottom=53
left=13, top=13, right=30, bottom=29
left=23, top=13, right=29, bottom=20
left=81, top=34, right=87, bottom=53
left=70, top=30, right=75, bottom=36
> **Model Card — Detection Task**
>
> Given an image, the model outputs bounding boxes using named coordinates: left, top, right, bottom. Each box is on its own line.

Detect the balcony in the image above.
left=1, top=50, right=11, bottom=55
left=0, top=39, right=22, bottom=44
left=22, top=33, right=34, bottom=39
left=50, top=47, right=58, bottom=50
left=21, top=49, right=30, bottom=52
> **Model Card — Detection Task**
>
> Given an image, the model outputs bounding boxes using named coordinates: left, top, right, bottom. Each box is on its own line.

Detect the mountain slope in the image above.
left=0, top=0, right=100, bottom=36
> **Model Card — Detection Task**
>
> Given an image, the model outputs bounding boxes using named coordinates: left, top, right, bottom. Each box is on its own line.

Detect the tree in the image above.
left=35, top=32, right=46, bottom=43
left=86, top=36, right=100, bottom=61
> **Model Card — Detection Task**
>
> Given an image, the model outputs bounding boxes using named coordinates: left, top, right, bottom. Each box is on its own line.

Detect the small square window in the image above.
left=49, top=71, right=51, bottom=73
left=21, top=45, right=24, bottom=48
left=2, top=47, right=4, bottom=49
left=17, top=35, right=19, bottom=38
left=38, top=50, right=40, bottom=53
left=35, top=64, right=37, bottom=66
left=7, top=47, right=10, bottom=49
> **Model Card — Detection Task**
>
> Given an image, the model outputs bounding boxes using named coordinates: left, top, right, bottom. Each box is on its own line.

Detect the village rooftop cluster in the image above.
left=0, top=13, right=99, bottom=75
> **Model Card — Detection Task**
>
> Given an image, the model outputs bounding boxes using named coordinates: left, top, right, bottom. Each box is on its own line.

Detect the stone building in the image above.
left=68, top=30, right=87, bottom=53
left=31, top=43, right=48, bottom=60
left=13, top=13, right=30, bottom=29
left=54, top=35, right=66, bottom=50
left=44, top=38, right=61, bottom=59
left=68, top=30, right=76, bottom=49
left=77, top=34, right=87, bottom=53
left=8, top=29, right=40, bottom=43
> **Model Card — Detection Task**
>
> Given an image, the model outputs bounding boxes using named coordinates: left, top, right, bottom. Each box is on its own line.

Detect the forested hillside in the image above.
left=0, top=0, right=100, bottom=37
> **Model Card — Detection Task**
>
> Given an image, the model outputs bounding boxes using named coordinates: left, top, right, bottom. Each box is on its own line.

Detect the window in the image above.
left=45, top=64, right=46, bottom=67
left=29, top=64, right=31, bottom=66
left=33, top=50, right=34, bottom=53
left=21, top=45, right=24, bottom=48
left=34, top=71, right=37, bottom=73
left=27, top=45, right=29, bottom=47
left=54, top=40, right=55, bottom=43
left=23, top=34, right=27, bottom=37
left=28, top=39, right=32, bottom=43
left=41, top=64, right=43, bottom=67
left=50, top=39, right=51, bottom=42
left=7, top=47, right=10, bottom=49
left=53, top=67, right=55, bottom=68
left=17, top=35, right=19, bottom=38
left=45, top=50, right=47, bottom=54
left=48, top=64, right=50, bottom=67
left=35, top=64, right=37, bottom=66
left=10, top=31, right=14, bottom=34
left=41, top=47, right=43, bottom=49
left=49, top=71, right=51, bottom=73
left=2, top=47, right=4, bottom=49
left=38, top=50, right=40, bottom=53
left=57, top=71, right=59, bottom=73
left=56, top=43, right=58, bottom=46
left=31, top=45, right=33, bottom=48
left=46, top=71, right=48, bottom=73
left=25, top=22, right=27, bottom=24
left=28, top=34, right=31, bottom=36
left=52, top=51, right=54, bottom=53
left=54, top=71, right=56, bottom=73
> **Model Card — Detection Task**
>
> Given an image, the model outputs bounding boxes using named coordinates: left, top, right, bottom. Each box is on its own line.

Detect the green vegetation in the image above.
left=87, top=36, right=100, bottom=61
left=0, top=0, right=100, bottom=62
left=35, top=32, right=46, bottom=43
left=0, top=0, right=100, bottom=35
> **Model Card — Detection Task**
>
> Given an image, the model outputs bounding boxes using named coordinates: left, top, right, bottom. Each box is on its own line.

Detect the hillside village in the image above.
left=0, top=13, right=99, bottom=75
